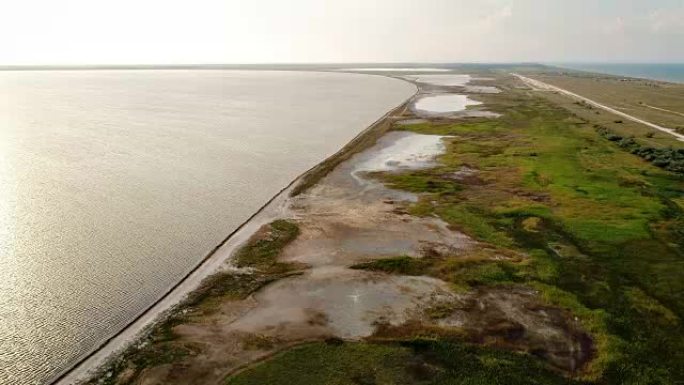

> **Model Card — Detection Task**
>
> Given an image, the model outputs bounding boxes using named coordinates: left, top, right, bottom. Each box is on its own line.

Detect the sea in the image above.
left=553, top=63, right=684, bottom=83
left=0, top=69, right=415, bottom=385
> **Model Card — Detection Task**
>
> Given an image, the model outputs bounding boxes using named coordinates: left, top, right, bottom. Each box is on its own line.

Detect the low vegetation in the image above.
left=227, top=340, right=580, bottom=385
left=233, top=219, right=300, bottom=273
left=351, top=249, right=522, bottom=292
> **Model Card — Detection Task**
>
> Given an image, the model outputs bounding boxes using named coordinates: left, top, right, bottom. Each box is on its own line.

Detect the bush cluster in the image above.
left=595, top=125, right=684, bottom=175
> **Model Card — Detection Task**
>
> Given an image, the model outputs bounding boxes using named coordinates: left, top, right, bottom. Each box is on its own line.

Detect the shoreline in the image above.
left=50, top=78, right=419, bottom=385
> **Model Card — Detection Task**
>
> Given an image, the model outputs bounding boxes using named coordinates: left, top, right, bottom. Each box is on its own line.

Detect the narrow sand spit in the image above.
left=77, top=74, right=593, bottom=385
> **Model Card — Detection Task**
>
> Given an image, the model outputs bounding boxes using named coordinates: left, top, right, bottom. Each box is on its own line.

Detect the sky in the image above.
left=1, top=0, right=683, bottom=65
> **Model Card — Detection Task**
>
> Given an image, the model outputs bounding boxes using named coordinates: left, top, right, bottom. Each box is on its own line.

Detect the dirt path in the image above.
left=643, top=103, right=684, bottom=118
left=512, top=73, right=684, bottom=142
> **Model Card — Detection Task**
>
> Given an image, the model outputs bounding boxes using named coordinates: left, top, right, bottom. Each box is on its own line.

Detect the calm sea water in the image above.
left=554, top=63, right=684, bottom=83
left=0, top=70, right=415, bottom=385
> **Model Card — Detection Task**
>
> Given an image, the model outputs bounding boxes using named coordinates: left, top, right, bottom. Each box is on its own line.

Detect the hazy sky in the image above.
left=2, top=0, right=683, bottom=65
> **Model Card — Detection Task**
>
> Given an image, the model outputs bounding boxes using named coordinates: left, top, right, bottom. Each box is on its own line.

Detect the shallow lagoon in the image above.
left=405, top=74, right=501, bottom=94
left=413, top=94, right=482, bottom=114
left=406, top=74, right=471, bottom=86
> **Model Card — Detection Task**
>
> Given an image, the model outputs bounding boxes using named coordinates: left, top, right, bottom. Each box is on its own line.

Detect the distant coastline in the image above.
left=551, top=62, right=684, bottom=84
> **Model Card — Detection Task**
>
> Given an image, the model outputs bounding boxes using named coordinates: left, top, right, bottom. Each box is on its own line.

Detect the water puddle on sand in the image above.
left=405, top=74, right=501, bottom=94
left=334, top=131, right=449, bottom=201
left=230, top=266, right=454, bottom=338
left=413, top=94, right=482, bottom=115
left=352, top=132, right=447, bottom=176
